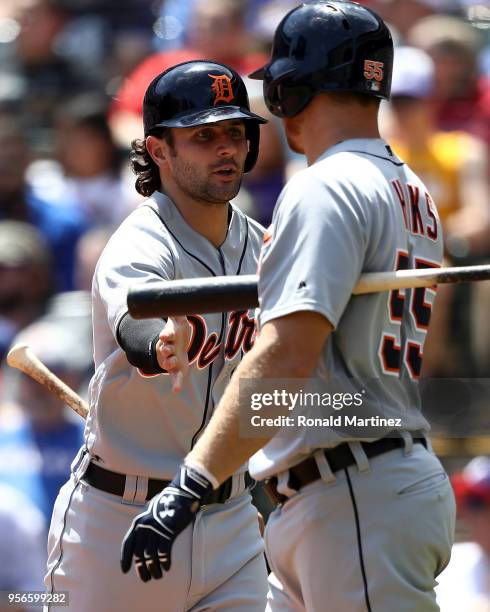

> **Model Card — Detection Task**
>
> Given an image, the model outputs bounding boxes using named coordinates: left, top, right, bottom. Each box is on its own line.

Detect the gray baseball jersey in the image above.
left=45, top=192, right=269, bottom=611
left=88, top=191, right=264, bottom=477
left=249, top=138, right=443, bottom=480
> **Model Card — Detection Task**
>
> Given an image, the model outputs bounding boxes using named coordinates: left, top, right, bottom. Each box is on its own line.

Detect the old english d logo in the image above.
left=208, top=73, right=234, bottom=105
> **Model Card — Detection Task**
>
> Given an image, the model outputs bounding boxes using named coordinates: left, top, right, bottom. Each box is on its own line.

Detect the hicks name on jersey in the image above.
left=391, top=179, right=439, bottom=240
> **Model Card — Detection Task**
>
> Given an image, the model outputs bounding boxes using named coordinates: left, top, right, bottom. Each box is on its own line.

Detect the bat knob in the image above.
left=6, top=343, right=29, bottom=369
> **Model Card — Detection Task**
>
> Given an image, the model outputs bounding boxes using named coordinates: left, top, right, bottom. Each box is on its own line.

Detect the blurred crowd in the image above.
left=0, top=0, right=488, bottom=609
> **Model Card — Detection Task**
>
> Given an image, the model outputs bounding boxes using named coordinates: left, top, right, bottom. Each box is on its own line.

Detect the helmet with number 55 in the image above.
left=250, top=0, right=393, bottom=118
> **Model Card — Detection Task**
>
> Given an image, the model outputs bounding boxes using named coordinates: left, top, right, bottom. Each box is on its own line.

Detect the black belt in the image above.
left=83, top=461, right=254, bottom=504
left=265, top=435, right=427, bottom=505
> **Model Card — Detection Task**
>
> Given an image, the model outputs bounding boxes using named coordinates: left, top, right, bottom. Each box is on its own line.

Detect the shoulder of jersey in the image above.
left=123, top=200, right=177, bottom=235
left=278, top=153, right=389, bottom=223
left=230, top=203, right=266, bottom=239
left=94, top=202, right=171, bottom=265
left=280, top=158, right=350, bottom=201
left=315, top=150, right=379, bottom=178
left=245, top=212, right=266, bottom=240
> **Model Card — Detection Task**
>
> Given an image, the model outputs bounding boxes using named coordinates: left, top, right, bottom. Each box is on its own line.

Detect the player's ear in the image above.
left=146, top=135, right=170, bottom=167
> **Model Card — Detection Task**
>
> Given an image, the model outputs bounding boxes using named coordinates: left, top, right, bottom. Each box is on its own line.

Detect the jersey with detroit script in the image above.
left=88, top=192, right=264, bottom=478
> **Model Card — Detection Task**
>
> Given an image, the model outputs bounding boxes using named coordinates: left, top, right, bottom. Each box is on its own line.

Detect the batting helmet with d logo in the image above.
left=143, top=61, right=267, bottom=173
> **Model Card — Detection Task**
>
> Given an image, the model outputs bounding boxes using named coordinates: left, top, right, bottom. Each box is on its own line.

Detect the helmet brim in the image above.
left=151, top=106, right=267, bottom=130
left=249, top=66, right=266, bottom=80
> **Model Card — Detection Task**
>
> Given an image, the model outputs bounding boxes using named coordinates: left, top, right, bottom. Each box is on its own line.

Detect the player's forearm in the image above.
left=186, top=344, right=274, bottom=484
left=186, top=317, right=324, bottom=484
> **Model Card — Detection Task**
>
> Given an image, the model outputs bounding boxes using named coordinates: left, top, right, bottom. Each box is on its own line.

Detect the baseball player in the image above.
left=121, top=3, right=457, bottom=611
left=45, top=60, right=269, bottom=611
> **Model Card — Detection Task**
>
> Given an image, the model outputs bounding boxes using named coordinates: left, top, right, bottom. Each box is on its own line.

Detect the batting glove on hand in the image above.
left=120, top=465, right=213, bottom=582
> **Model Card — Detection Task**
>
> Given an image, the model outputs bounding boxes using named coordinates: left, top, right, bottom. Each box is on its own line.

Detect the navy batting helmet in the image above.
left=143, top=60, right=267, bottom=173
left=250, top=1, right=393, bottom=118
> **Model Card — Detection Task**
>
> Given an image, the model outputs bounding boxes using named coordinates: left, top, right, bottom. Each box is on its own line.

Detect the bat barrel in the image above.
left=127, top=275, right=259, bottom=319
left=434, top=264, right=490, bottom=284
left=127, top=264, right=490, bottom=318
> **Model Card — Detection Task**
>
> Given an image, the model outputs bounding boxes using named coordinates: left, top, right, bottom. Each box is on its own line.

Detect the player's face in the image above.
left=166, top=120, right=248, bottom=205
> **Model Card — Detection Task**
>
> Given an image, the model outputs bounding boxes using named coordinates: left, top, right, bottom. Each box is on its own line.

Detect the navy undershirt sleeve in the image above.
left=117, top=313, right=166, bottom=374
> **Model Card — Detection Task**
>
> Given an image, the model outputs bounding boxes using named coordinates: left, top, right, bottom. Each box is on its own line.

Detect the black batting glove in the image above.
left=120, top=465, right=214, bottom=582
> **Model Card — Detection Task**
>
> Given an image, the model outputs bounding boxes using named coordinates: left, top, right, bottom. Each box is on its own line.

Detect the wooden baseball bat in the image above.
left=127, top=263, right=490, bottom=318
left=7, top=344, right=89, bottom=420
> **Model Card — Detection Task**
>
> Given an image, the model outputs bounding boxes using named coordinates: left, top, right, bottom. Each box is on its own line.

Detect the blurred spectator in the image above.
left=26, top=95, right=137, bottom=228
left=57, top=95, right=140, bottom=225
left=152, top=0, right=195, bottom=50
left=62, top=0, right=157, bottom=77
left=0, top=314, right=90, bottom=523
left=369, top=0, right=437, bottom=41
left=369, top=0, right=462, bottom=42
left=0, top=0, right=97, bottom=153
left=0, top=118, right=88, bottom=291
left=74, top=226, right=112, bottom=291
left=0, top=484, right=46, bottom=610
left=153, top=0, right=299, bottom=51
left=408, top=15, right=490, bottom=147
left=0, top=222, right=52, bottom=362
left=436, top=456, right=490, bottom=611
left=185, top=0, right=266, bottom=67
left=110, top=0, right=268, bottom=146
left=245, top=0, right=302, bottom=45
left=388, top=46, right=490, bottom=256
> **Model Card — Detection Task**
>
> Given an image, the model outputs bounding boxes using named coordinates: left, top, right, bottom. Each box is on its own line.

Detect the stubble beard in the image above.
left=172, top=156, right=243, bottom=206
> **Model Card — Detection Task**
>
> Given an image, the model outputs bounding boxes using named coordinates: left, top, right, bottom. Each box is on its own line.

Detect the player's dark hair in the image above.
left=130, top=128, right=173, bottom=197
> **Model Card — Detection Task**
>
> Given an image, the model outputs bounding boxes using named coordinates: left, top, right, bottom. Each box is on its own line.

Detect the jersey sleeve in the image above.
left=258, top=171, right=369, bottom=328
left=93, top=209, right=175, bottom=337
